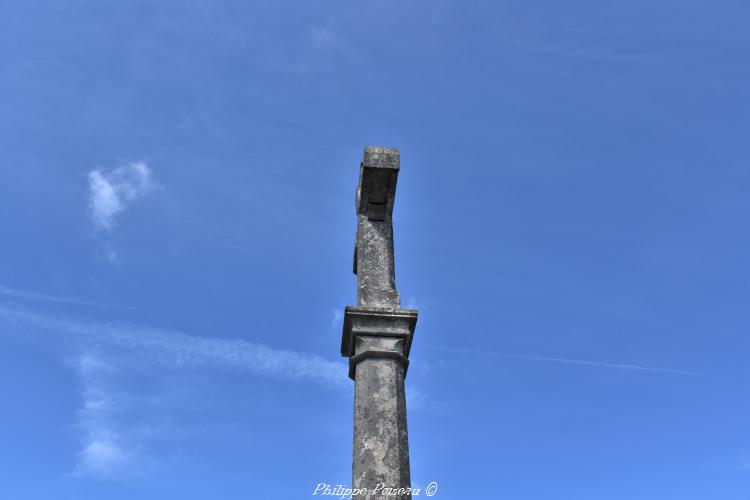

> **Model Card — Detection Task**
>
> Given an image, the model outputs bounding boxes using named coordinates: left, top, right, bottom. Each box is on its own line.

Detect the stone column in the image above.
left=341, top=147, right=418, bottom=500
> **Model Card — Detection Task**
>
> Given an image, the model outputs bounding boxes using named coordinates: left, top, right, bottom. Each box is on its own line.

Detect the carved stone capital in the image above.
left=341, top=306, right=418, bottom=360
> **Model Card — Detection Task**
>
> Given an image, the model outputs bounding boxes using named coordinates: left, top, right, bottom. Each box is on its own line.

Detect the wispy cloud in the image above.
left=267, top=16, right=358, bottom=75
left=0, top=305, right=348, bottom=386
left=331, top=309, right=343, bottom=328
left=0, top=304, right=348, bottom=477
left=310, top=16, right=358, bottom=60
left=404, top=296, right=419, bottom=309
left=311, top=16, right=340, bottom=53
left=422, top=345, right=700, bottom=376
left=0, top=284, right=137, bottom=310
left=72, top=356, right=130, bottom=477
left=78, top=437, right=128, bottom=476
left=88, top=161, right=153, bottom=231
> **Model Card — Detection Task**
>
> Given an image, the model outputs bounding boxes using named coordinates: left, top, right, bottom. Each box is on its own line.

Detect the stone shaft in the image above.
left=342, top=146, right=418, bottom=500
left=353, top=336, right=410, bottom=499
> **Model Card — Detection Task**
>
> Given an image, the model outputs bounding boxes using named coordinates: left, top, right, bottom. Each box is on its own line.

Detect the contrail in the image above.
left=0, top=284, right=140, bottom=310
left=422, top=345, right=700, bottom=376
left=0, top=304, right=348, bottom=387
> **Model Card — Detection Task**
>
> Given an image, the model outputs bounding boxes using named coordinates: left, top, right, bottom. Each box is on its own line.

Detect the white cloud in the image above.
left=331, top=309, right=343, bottom=327
left=76, top=436, right=128, bottom=477
left=0, top=305, right=348, bottom=387
left=88, top=161, right=153, bottom=231
left=0, top=304, right=349, bottom=477
left=0, top=304, right=418, bottom=478
left=70, top=355, right=131, bottom=477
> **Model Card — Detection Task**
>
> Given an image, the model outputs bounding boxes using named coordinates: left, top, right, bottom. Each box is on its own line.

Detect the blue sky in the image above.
left=1, top=1, right=749, bottom=498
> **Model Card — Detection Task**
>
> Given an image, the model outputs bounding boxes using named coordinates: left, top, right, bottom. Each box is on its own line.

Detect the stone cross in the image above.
left=341, top=146, right=418, bottom=500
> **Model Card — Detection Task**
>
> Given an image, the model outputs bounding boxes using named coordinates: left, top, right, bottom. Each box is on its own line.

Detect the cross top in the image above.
left=354, top=146, right=401, bottom=309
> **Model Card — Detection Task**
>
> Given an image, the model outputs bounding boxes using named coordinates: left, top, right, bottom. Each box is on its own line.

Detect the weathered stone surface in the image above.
left=341, top=146, right=418, bottom=500
left=353, top=336, right=411, bottom=498
left=341, top=307, right=418, bottom=360
left=354, top=147, right=401, bottom=309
